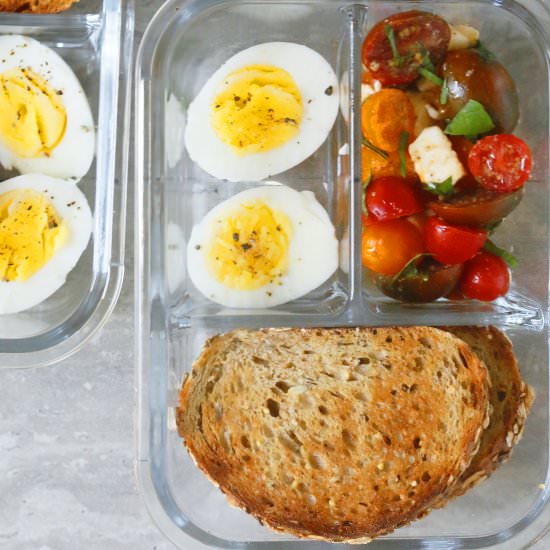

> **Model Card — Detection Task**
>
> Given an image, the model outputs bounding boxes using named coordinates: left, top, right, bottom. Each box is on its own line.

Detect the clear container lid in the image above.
left=0, top=0, right=134, bottom=368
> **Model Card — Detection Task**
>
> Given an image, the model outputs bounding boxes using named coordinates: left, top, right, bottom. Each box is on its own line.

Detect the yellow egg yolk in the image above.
left=211, top=65, right=303, bottom=156
left=0, top=68, right=67, bottom=158
left=206, top=200, right=292, bottom=290
left=0, top=189, right=67, bottom=282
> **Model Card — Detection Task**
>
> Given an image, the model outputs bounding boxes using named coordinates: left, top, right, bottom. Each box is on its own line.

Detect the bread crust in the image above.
left=0, top=0, right=78, bottom=13
left=443, top=326, right=534, bottom=498
left=176, top=327, right=490, bottom=542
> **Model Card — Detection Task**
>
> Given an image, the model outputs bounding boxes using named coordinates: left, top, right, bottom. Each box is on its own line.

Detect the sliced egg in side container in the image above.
left=184, top=42, right=339, bottom=182
left=187, top=184, right=338, bottom=308
left=0, top=174, right=92, bottom=314
left=0, top=35, right=95, bottom=181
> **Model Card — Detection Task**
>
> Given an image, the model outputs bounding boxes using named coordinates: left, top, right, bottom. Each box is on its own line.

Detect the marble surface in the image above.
left=1, top=1, right=550, bottom=550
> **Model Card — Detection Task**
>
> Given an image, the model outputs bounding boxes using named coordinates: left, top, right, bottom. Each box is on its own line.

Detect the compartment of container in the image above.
left=136, top=0, right=550, bottom=548
left=0, top=0, right=133, bottom=368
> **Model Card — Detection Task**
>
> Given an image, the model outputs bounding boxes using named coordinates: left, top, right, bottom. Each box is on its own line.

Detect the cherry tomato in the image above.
left=460, top=252, right=510, bottom=301
left=361, top=10, right=451, bottom=86
left=366, top=176, right=424, bottom=222
left=362, top=219, right=424, bottom=276
left=429, top=188, right=523, bottom=227
left=468, top=134, right=532, bottom=193
left=437, top=50, right=519, bottom=133
left=424, top=217, right=487, bottom=265
left=375, top=259, right=463, bottom=302
left=361, top=89, right=416, bottom=152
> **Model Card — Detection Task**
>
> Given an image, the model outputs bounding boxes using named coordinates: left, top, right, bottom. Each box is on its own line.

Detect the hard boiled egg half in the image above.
left=0, top=35, right=94, bottom=181
left=184, top=42, right=339, bottom=182
left=0, top=174, right=92, bottom=314
left=187, top=184, right=338, bottom=308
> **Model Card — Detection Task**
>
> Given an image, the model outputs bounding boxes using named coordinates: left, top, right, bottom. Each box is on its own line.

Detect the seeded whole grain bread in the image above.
left=176, top=327, right=490, bottom=543
left=444, top=326, right=534, bottom=497
left=0, top=0, right=78, bottom=13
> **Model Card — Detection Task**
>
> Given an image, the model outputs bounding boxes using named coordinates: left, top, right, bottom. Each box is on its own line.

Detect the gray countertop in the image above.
left=1, top=1, right=550, bottom=550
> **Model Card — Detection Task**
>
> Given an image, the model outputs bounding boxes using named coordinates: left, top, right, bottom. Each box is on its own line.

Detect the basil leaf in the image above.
left=418, top=67, right=443, bottom=85
left=440, top=77, right=449, bottom=105
left=398, top=131, right=409, bottom=178
left=445, top=100, right=495, bottom=136
left=472, top=41, right=495, bottom=63
left=483, top=240, right=518, bottom=268
left=423, top=177, right=454, bottom=196
left=419, top=45, right=436, bottom=73
left=362, top=138, right=389, bottom=160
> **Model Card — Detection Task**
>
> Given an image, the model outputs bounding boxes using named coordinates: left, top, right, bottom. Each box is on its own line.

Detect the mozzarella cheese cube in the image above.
left=449, top=24, right=480, bottom=51
left=408, top=126, right=466, bottom=185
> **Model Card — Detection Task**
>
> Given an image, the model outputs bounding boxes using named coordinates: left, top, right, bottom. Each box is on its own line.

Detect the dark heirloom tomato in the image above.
left=429, top=188, right=524, bottom=226
left=460, top=252, right=510, bottom=301
left=468, top=134, right=532, bottom=193
left=366, top=176, right=424, bottom=221
left=362, top=219, right=424, bottom=276
left=361, top=10, right=451, bottom=86
left=437, top=49, right=519, bottom=132
left=424, top=217, right=487, bottom=265
left=375, top=259, right=463, bottom=302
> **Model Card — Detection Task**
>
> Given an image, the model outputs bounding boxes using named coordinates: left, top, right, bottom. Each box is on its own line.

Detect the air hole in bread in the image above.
left=392, top=494, right=401, bottom=502
left=422, top=471, right=431, bottom=482
left=419, top=337, right=432, bottom=349
left=241, top=435, right=251, bottom=448
left=385, top=336, right=393, bottom=344
left=413, top=437, right=421, bottom=449
left=359, top=502, right=368, bottom=507
left=383, top=363, right=392, bottom=370
left=413, top=357, right=423, bottom=371
left=296, top=482, right=307, bottom=492
left=358, top=357, right=371, bottom=365
left=303, top=349, right=315, bottom=355
left=267, top=398, right=280, bottom=417
left=279, top=433, right=301, bottom=454
left=307, top=453, right=327, bottom=470
left=497, top=390, right=507, bottom=402
left=353, top=391, right=368, bottom=402
left=390, top=389, right=397, bottom=396
left=383, top=435, right=392, bottom=446
left=459, top=350, right=469, bottom=369
left=318, top=405, right=329, bottom=415
left=262, top=497, right=274, bottom=507
left=243, top=454, right=251, bottom=462
left=252, top=355, right=269, bottom=366
left=436, top=370, right=442, bottom=379
left=373, top=484, right=379, bottom=492
left=275, top=381, right=291, bottom=393
left=329, top=391, right=344, bottom=399
left=205, top=380, right=215, bottom=394
left=322, top=371, right=335, bottom=379
left=342, top=429, right=356, bottom=449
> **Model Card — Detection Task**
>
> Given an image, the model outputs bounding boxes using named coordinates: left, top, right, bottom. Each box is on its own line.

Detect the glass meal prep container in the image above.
left=135, top=0, right=550, bottom=548
left=0, top=0, right=133, bottom=368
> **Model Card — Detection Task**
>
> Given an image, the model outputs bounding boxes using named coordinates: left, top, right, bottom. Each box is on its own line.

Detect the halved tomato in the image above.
left=361, top=10, right=451, bottom=86
left=375, top=259, right=463, bottom=302
left=428, top=188, right=523, bottom=227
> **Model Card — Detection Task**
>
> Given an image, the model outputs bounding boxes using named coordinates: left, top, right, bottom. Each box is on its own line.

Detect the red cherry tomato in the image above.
left=460, top=252, right=510, bottom=301
left=424, top=217, right=487, bottom=265
left=468, top=134, right=532, bottom=193
left=366, top=176, right=424, bottom=222
left=361, top=11, right=451, bottom=86
left=362, top=219, right=424, bottom=276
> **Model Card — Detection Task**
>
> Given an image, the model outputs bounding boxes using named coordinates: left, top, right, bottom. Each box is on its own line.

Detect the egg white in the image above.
left=187, top=184, right=338, bottom=308
left=0, top=35, right=95, bottom=181
left=184, top=42, right=339, bottom=182
left=0, top=174, right=92, bottom=315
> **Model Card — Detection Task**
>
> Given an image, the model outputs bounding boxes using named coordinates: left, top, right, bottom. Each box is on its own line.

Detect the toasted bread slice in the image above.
left=0, top=0, right=78, bottom=13
left=176, top=327, right=490, bottom=542
left=444, top=326, right=534, bottom=497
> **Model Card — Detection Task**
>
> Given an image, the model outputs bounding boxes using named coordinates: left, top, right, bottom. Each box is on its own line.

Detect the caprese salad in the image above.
left=360, top=10, right=531, bottom=303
